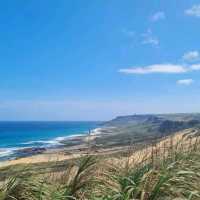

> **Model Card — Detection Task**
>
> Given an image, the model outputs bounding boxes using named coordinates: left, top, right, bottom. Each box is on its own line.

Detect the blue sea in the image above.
left=0, top=121, right=100, bottom=160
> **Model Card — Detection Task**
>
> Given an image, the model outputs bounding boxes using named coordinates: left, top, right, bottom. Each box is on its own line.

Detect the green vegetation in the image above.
left=95, top=114, right=200, bottom=148
left=0, top=130, right=200, bottom=200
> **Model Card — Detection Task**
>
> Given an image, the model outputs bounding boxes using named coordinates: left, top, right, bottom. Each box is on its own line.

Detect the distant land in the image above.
left=1, top=113, right=200, bottom=165
left=93, top=113, right=200, bottom=147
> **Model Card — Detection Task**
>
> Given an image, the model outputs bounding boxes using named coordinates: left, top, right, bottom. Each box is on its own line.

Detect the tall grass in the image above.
left=0, top=129, right=200, bottom=200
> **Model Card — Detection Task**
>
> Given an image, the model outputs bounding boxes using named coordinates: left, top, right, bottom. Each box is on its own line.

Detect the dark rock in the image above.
left=15, top=147, right=46, bottom=157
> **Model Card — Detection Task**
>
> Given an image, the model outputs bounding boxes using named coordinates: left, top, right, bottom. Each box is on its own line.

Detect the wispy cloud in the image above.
left=141, top=29, right=159, bottom=46
left=119, top=63, right=200, bottom=75
left=182, top=51, right=200, bottom=62
left=190, top=64, right=200, bottom=70
left=0, top=100, right=154, bottom=121
left=185, top=4, right=200, bottom=17
left=177, top=79, right=194, bottom=86
left=122, top=29, right=135, bottom=37
left=150, top=11, right=165, bottom=22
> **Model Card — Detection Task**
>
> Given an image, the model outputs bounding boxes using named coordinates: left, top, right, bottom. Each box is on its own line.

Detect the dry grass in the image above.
left=0, top=128, right=200, bottom=200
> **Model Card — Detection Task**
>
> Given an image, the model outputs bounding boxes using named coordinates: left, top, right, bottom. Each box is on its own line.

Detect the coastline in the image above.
left=0, top=126, right=114, bottom=167
left=0, top=128, right=196, bottom=169
left=0, top=121, right=100, bottom=161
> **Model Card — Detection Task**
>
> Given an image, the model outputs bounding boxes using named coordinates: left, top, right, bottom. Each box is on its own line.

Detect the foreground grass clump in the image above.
left=0, top=131, right=200, bottom=200
left=97, top=151, right=200, bottom=200
left=0, top=156, right=97, bottom=200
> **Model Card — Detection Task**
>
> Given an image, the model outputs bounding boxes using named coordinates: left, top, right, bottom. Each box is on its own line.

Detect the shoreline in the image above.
left=0, top=128, right=197, bottom=169
left=0, top=126, right=116, bottom=167
left=0, top=121, right=102, bottom=161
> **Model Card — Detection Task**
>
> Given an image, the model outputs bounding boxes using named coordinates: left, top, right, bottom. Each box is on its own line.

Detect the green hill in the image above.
left=94, top=113, right=200, bottom=147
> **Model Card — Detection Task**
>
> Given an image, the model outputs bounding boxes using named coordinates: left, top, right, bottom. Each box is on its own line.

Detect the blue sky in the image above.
left=1, top=0, right=200, bottom=120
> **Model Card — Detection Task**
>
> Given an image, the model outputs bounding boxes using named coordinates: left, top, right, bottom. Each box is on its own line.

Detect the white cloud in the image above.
left=141, top=29, right=159, bottom=46
left=150, top=11, right=165, bottom=22
left=119, top=64, right=187, bottom=74
left=185, top=4, right=200, bottom=17
left=119, top=63, right=200, bottom=75
left=177, top=79, right=194, bottom=86
left=182, top=51, right=200, bottom=61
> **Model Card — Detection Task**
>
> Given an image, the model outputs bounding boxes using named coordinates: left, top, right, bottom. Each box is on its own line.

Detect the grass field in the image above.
left=0, top=128, right=200, bottom=200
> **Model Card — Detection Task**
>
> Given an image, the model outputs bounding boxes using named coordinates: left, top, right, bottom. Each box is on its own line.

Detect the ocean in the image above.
left=0, top=121, right=100, bottom=160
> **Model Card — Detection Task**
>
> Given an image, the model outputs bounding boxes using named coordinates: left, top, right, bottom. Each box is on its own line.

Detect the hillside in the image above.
left=105, top=113, right=200, bottom=126
left=0, top=128, right=200, bottom=199
left=93, top=113, right=200, bottom=147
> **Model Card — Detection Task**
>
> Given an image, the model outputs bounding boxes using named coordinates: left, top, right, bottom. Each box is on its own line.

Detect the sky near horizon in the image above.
left=1, top=0, right=200, bottom=121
